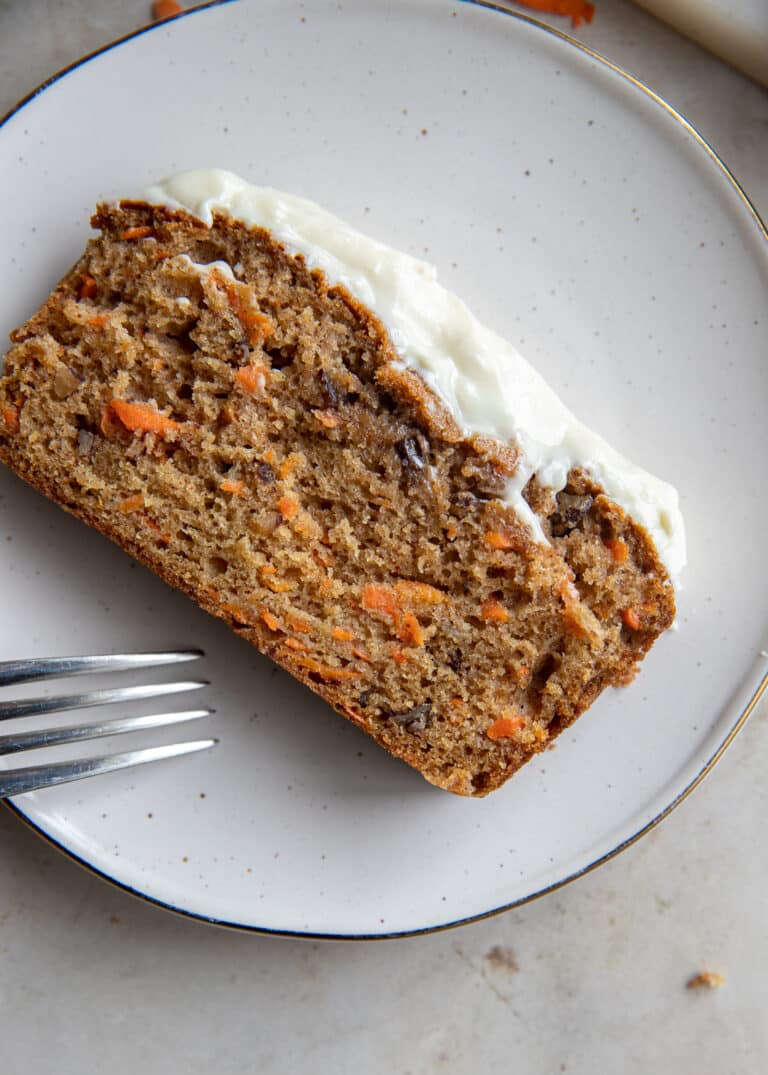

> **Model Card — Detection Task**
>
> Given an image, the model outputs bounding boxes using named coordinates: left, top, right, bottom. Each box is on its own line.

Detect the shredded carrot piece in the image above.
left=221, top=602, right=256, bottom=626
left=485, top=530, right=515, bottom=550
left=279, top=453, right=304, bottom=479
left=487, top=714, right=526, bottom=741
left=77, top=274, right=97, bottom=300
left=480, top=598, right=509, bottom=623
left=2, top=405, right=20, bottom=434
left=395, top=581, right=446, bottom=605
left=89, top=313, right=108, bottom=329
left=292, top=655, right=360, bottom=681
left=144, top=517, right=171, bottom=544
left=397, top=613, right=424, bottom=647
left=286, top=615, right=313, bottom=634
left=235, top=365, right=268, bottom=395
left=220, top=479, right=247, bottom=496
left=390, top=648, right=413, bottom=665
left=604, top=537, right=628, bottom=564
left=361, top=584, right=400, bottom=620
left=119, top=494, right=145, bottom=513
left=332, top=627, right=354, bottom=642
left=263, top=448, right=277, bottom=466
left=445, top=523, right=458, bottom=541
left=313, top=409, right=340, bottom=429
left=210, top=270, right=272, bottom=347
left=277, top=495, right=299, bottom=520
left=621, top=607, right=641, bottom=630
left=351, top=646, right=372, bottom=663
left=510, top=0, right=595, bottom=28
left=107, top=399, right=180, bottom=437
left=153, top=0, right=184, bottom=19
left=284, top=637, right=309, bottom=652
left=261, top=610, right=281, bottom=632
left=155, top=249, right=171, bottom=260
left=120, top=226, right=154, bottom=241
left=260, top=564, right=276, bottom=575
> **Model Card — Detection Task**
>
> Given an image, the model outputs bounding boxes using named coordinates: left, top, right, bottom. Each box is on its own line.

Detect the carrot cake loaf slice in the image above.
left=0, top=169, right=685, bottom=796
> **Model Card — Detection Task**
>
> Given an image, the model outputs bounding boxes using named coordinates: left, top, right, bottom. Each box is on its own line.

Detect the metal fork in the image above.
left=0, top=650, right=216, bottom=798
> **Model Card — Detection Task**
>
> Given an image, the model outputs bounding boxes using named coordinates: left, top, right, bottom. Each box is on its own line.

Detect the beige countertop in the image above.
left=0, top=2, right=766, bottom=1072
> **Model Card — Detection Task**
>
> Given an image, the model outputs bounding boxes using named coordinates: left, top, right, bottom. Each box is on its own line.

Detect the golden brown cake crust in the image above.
left=0, top=202, right=675, bottom=796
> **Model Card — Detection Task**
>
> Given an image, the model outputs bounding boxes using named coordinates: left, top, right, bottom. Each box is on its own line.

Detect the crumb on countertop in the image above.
left=687, top=970, right=725, bottom=991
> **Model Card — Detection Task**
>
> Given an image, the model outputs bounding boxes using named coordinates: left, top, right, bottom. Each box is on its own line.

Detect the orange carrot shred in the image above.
left=261, top=610, right=280, bottom=632
left=2, top=406, right=20, bottom=434
left=485, top=530, right=515, bottom=550
left=480, top=598, right=509, bottom=623
left=390, top=649, right=412, bottom=665
left=510, top=0, right=595, bottom=28
left=108, top=399, right=180, bottom=437
left=284, top=637, right=308, bottom=652
left=361, top=584, right=400, bottom=620
left=445, top=524, right=458, bottom=540
left=604, top=537, right=628, bottom=563
left=235, top=365, right=268, bottom=395
left=397, top=612, right=424, bottom=647
left=153, top=0, right=184, bottom=20
left=487, top=714, right=526, bottom=741
left=286, top=616, right=312, bottom=634
left=119, top=494, right=145, bottom=513
left=260, top=564, right=276, bottom=575
left=77, top=274, right=97, bottom=300
left=220, top=479, right=247, bottom=496
left=144, top=516, right=171, bottom=544
left=292, top=656, right=360, bottom=681
left=395, top=581, right=446, bottom=605
left=263, top=448, right=277, bottom=465
left=351, top=646, right=372, bottom=663
left=277, top=495, right=299, bottom=520
left=313, top=409, right=340, bottom=429
left=120, top=226, right=154, bottom=241
left=621, top=607, right=641, bottom=630
left=332, top=627, right=354, bottom=642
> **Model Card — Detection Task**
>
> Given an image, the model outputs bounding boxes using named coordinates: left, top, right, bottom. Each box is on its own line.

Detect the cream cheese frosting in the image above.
left=143, top=168, right=686, bottom=587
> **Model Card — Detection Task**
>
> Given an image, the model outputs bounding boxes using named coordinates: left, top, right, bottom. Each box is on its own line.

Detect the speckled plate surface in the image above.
left=0, top=0, right=766, bottom=937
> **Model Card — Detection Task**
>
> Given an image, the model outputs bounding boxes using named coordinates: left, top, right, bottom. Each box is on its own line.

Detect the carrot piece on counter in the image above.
left=487, top=714, right=526, bottom=741
left=107, top=399, right=180, bottom=437
left=480, top=598, right=509, bottom=624
left=220, top=479, right=248, bottom=496
left=604, top=537, right=628, bottom=563
left=153, top=1, right=185, bottom=20
left=621, top=607, right=641, bottom=630
left=397, top=613, right=425, bottom=647
left=511, top=0, right=595, bottom=28
left=120, top=226, right=155, bottom=241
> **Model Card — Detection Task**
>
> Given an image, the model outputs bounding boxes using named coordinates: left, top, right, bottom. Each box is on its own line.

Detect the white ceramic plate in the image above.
left=1, top=0, right=766, bottom=938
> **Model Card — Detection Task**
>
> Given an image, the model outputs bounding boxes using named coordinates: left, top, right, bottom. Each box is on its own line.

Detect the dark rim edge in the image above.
left=2, top=0, right=767, bottom=939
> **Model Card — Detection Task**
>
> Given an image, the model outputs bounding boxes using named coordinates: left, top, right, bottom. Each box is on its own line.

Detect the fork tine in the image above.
left=0, top=680, right=208, bottom=722
left=0, top=650, right=204, bottom=688
left=0, top=708, right=214, bottom=755
left=0, top=739, right=217, bottom=798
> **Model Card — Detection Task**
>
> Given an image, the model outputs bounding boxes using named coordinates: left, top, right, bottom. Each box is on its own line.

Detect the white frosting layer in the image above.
left=143, top=168, right=686, bottom=586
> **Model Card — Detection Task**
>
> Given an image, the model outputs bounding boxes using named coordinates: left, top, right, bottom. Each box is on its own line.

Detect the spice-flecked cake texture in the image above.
left=0, top=199, right=676, bottom=796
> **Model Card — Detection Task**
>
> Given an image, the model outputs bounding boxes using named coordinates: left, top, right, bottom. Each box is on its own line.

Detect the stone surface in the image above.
left=0, top=2, right=766, bottom=1072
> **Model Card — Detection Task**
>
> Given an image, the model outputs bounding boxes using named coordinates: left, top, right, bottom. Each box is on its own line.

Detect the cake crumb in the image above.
left=687, top=970, right=725, bottom=991
left=484, top=945, right=519, bottom=972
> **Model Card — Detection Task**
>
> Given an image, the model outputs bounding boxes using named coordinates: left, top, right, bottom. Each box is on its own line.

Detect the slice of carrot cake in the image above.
left=0, top=169, right=685, bottom=796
